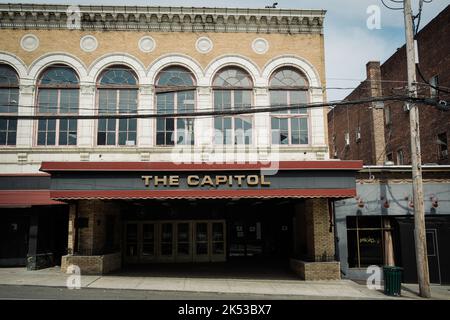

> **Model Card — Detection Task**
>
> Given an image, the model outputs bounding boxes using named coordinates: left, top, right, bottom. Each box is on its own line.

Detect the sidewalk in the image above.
left=0, top=267, right=418, bottom=300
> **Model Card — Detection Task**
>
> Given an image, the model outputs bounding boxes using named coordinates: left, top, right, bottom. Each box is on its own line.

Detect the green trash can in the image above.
left=383, top=266, right=403, bottom=296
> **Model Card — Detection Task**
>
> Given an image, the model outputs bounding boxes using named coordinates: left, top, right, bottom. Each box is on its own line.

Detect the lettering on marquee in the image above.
left=141, top=174, right=271, bottom=187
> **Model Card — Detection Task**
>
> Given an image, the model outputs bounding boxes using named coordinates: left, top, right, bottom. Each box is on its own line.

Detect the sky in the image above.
left=1, top=0, right=449, bottom=100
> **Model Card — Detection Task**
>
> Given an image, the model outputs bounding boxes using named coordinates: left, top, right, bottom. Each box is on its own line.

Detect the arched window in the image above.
left=37, top=66, right=79, bottom=146
left=0, top=65, right=19, bottom=146
left=155, top=66, right=196, bottom=146
left=97, top=67, right=138, bottom=146
left=213, top=67, right=253, bottom=145
left=269, top=68, right=309, bottom=145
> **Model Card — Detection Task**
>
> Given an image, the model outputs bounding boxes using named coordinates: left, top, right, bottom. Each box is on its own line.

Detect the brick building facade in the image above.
left=328, top=5, right=450, bottom=165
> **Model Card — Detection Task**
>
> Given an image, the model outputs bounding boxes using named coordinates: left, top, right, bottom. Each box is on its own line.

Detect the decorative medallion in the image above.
left=138, top=36, right=156, bottom=53
left=80, top=35, right=98, bottom=52
left=252, top=38, right=269, bottom=54
left=195, top=37, right=213, bottom=54
left=20, top=34, right=39, bottom=52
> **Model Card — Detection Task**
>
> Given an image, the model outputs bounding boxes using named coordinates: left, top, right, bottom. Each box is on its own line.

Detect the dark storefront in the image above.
left=0, top=175, right=69, bottom=269
left=335, top=166, right=450, bottom=284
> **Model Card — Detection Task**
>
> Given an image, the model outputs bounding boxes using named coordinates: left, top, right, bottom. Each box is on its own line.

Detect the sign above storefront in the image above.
left=141, top=175, right=271, bottom=188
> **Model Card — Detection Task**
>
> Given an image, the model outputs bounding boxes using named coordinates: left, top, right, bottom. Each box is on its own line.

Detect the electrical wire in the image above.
left=381, top=0, right=404, bottom=11
left=0, top=95, right=442, bottom=120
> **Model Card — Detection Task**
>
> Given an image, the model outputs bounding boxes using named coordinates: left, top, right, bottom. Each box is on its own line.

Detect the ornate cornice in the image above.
left=0, top=4, right=326, bottom=34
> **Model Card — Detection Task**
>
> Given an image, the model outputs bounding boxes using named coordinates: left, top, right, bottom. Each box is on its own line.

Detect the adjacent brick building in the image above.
left=328, top=5, right=450, bottom=165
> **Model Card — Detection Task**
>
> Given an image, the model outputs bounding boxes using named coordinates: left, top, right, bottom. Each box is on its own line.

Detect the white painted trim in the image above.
left=261, top=55, right=322, bottom=89
left=28, top=52, right=88, bottom=82
left=147, top=53, right=204, bottom=86
left=204, top=55, right=263, bottom=87
left=88, top=53, right=148, bottom=83
left=0, top=52, right=28, bottom=79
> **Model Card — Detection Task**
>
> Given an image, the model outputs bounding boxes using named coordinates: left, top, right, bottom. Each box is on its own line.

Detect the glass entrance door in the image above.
left=194, top=222, right=209, bottom=262
left=159, top=222, right=174, bottom=262
left=124, top=220, right=226, bottom=263
left=176, top=222, right=192, bottom=262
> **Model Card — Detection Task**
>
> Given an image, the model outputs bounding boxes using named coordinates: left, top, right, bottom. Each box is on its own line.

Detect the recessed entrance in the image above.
left=122, top=199, right=296, bottom=265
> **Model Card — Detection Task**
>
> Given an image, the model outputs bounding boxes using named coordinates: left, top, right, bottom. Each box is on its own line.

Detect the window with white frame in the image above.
left=155, top=66, right=196, bottom=146
left=269, top=68, right=309, bottom=145
left=36, top=66, right=79, bottom=146
left=213, top=67, right=253, bottom=145
left=0, top=65, right=19, bottom=146
left=97, top=67, right=138, bottom=146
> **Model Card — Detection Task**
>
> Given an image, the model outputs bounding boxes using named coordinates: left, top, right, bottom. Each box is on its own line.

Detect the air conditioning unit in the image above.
left=403, top=103, right=411, bottom=112
left=441, top=149, right=448, bottom=158
left=345, top=133, right=350, bottom=146
left=355, top=131, right=361, bottom=142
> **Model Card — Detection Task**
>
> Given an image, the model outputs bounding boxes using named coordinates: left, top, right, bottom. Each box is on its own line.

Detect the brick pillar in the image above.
left=366, top=61, right=386, bottom=165
left=61, top=200, right=122, bottom=275
left=304, top=198, right=335, bottom=261
left=67, top=203, right=77, bottom=254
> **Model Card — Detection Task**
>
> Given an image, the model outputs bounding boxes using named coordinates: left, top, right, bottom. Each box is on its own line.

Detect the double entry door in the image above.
left=124, top=220, right=226, bottom=263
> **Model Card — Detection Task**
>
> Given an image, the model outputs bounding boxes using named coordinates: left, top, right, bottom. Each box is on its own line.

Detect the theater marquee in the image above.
left=141, top=175, right=271, bottom=187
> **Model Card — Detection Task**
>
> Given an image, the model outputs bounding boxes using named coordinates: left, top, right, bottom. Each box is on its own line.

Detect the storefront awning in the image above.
left=48, top=189, right=357, bottom=200
left=0, top=190, right=66, bottom=208
left=39, top=161, right=362, bottom=201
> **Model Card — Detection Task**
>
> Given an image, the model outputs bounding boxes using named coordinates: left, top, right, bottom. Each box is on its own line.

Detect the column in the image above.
left=26, top=211, right=39, bottom=270
left=254, top=87, right=270, bottom=161
left=196, top=86, right=213, bottom=163
left=137, top=85, right=153, bottom=148
left=16, top=81, right=35, bottom=148
left=304, top=198, right=335, bottom=260
left=78, top=83, right=96, bottom=151
left=309, top=87, right=327, bottom=149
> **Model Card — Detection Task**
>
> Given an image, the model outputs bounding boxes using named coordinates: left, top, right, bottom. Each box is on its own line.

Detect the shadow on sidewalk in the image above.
left=109, top=258, right=300, bottom=281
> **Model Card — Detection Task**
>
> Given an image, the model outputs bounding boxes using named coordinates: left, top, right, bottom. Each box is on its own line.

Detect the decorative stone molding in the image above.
left=19, top=84, right=35, bottom=95
left=253, top=87, right=268, bottom=96
left=138, top=36, right=156, bottom=53
left=139, top=85, right=154, bottom=95
left=28, top=53, right=89, bottom=81
left=80, top=35, right=98, bottom=52
left=20, top=34, right=39, bottom=52
left=0, top=53, right=28, bottom=78
left=80, top=84, right=96, bottom=95
left=252, top=38, right=269, bottom=54
left=79, top=152, right=90, bottom=161
left=197, top=87, right=211, bottom=95
left=0, top=4, right=325, bottom=34
left=17, top=152, right=28, bottom=164
left=140, top=152, right=150, bottom=161
left=195, top=37, right=213, bottom=54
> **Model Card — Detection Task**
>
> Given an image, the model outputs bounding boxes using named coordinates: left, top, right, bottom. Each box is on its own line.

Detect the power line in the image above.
left=0, top=95, right=443, bottom=120
left=381, top=0, right=404, bottom=11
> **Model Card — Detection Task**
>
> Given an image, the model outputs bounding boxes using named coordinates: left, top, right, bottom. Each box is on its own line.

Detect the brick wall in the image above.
left=304, top=198, right=335, bottom=259
left=61, top=252, right=122, bottom=275
left=328, top=5, right=450, bottom=165
left=67, top=200, right=121, bottom=255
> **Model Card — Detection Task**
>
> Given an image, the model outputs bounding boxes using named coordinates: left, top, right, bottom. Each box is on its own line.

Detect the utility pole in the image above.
left=403, top=0, right=431, bottom=298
